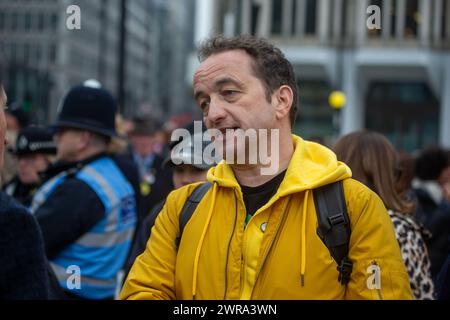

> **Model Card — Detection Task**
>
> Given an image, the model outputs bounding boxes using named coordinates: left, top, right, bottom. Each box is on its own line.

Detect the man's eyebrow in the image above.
left=194, top=77, right=244, bottom=100
left=214, top=77, right=244, bottom=89
left=194, top=90, right=205, bottom=101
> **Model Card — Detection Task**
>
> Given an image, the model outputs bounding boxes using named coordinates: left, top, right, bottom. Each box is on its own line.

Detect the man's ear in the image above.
left=273, top=85, right=293, bottom=121
left=78, top=131, right=91, bottom=150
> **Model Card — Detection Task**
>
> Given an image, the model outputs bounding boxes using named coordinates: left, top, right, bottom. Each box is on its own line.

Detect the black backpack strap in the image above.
left=313, top=181, right=352, bottom=285
left=175, top=182, right=213, bottom=248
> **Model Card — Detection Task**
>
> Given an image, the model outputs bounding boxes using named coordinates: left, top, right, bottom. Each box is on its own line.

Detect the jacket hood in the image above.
left=207, top=135, right=352, bottom=196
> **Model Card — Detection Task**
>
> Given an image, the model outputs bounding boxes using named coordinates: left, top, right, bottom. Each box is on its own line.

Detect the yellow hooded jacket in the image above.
left=121, top=135, right=412, bottom=300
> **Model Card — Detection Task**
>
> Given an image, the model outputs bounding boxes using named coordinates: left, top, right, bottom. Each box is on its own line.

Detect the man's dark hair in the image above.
left=415, top=146, right=449, bottom=181
left=198, top=35, right=299, bottom=128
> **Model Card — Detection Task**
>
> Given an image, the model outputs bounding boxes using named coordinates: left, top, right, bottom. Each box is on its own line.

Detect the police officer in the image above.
left=30, top=84, right=138, bottom=300
left=3, top=127, right=56, bottom=206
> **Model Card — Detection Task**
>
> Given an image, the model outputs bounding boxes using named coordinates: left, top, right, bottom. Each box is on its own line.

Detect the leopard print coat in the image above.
left=388, top=210, right=435, bottom=300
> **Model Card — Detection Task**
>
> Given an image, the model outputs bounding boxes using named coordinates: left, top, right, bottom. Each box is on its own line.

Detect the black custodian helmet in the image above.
left=52, top=84, right=118, bottom=137
left=14, top=127, right=57, bottom=156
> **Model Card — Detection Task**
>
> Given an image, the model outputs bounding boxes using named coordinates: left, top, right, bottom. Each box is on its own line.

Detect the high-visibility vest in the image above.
left=31, top=157, right=137, bottom=299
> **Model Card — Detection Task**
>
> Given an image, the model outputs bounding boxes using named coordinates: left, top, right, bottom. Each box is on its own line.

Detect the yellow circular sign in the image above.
left=329, top=91, right=346, bottom=109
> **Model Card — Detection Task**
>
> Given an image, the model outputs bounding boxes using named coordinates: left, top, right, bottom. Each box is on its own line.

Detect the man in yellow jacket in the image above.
left=121, top=36, right=412, bottom=300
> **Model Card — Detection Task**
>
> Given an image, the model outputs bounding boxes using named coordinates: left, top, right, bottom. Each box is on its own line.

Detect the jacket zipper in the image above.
left=223, top=193, right=238, bottom=299
left=251, top=197, right=291, bottom=298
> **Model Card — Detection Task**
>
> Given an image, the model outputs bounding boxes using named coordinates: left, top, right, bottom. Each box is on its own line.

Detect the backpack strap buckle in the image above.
left=328, top=213, right=346, bottom=226
left=337, top=257, right=353, bottom=285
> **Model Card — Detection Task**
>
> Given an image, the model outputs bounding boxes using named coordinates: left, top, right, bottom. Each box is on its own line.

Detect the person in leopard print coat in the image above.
left=388, top=210, right=434, bottom=299
left=333, top=130, right=435, bottom=300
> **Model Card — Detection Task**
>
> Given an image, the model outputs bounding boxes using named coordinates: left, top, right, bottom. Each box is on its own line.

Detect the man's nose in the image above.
left=205, top=97, right=227, bottom=126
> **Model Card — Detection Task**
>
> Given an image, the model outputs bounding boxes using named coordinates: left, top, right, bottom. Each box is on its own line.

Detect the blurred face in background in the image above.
left=5, top=113, right=20, bottom=132
left=439, top=166, right=450, bottom=185
left=152, top=130, right=167, bottom=155
left=129, top=133, right=155, bottom=157
left=17, top=154, right=51, bottom=185
left=0, top=87, right=8, bottom=168
left=54, top=128, right=86, bottom=162
left=5, top=114, right=19, bottom=147
left=172, top=164, right=208, bottom=189
left=439, top=166, right=450, bottom=201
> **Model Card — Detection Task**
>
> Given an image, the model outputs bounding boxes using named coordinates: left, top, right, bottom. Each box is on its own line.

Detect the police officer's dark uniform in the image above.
left=3, top=127, right=56, bottom=207
left=30, top=85, right=138, bottom=300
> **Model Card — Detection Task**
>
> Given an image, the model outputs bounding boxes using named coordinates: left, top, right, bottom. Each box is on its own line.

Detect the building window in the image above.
left=235, top=0, right=243, bottom=34
left=271, top=0, right=283, bottom=35
left=16, top=13, right=23, bottom=31
left=38, top=13, right=44, bottom=31
left=441, top=0, right=449, bottom=40
left=25, top=13, right=31, bottom=31
left=36, top=44, right=42, bottom=63
left=0, top=42, right=7, bottom=59
left=51, top=13, right=58, bottom=31
left=250, top=1, right=261, bottom=35
left=49, top=44, right=56, bottom=63
left=294, top=80, right=333, bottom=143
left=0, top=12, right=5, bottom=31
left=11, top=43, right=17, bottom=63
left=291, top=0, right=296, bottom=34
left=341, top=0, right=348, bottom=39
left=390, top=0, right=396, bottom=37
left=11, top=12, right=18, bottom=31
left=17, top=43, right=24, bottom=63
left=366, top=82, right=439, bottom=151
left=305, top=0, right=317, bottom=35
left=24, top=43, right=30, bottom=65
left=405, top=0, right=419, bottom=38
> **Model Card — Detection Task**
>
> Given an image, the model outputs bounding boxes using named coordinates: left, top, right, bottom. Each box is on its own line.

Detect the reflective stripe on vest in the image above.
left=32, top=157, right=137, bottom=299
left=50, top=262, right=117, bottom=287
left=30, top=170, right=69, bottom=213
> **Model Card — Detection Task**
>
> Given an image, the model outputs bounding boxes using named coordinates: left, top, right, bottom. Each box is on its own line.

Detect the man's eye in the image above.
left=223, top=90, right=237, bottom=96
left=200, top=101, right=210, bottom=110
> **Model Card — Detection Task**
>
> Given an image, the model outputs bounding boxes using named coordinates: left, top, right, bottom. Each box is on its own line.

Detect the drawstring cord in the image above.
left=300, top=190, right=309, bottom=286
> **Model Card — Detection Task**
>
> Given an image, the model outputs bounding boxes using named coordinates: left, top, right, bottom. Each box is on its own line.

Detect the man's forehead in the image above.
left=194, top=50, right=253, bottom=85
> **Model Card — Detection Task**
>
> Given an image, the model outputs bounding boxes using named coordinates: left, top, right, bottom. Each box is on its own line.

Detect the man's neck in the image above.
left=232, top=134, right=294, bottom=187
